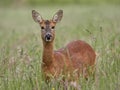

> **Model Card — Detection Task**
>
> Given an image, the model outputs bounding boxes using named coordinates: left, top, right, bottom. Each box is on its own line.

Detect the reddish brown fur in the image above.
left=32, top=10, right=96, bottom=81
left=42, top=40, right=96, bottom=81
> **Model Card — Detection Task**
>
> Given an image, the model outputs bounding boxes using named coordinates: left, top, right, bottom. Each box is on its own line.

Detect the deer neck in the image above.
left=42, top=41, right=54, bottom=66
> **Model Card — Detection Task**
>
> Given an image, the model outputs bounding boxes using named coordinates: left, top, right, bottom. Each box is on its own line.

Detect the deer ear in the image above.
left=52, top=10, right=63, bottom=23
left=32, top=10, right=43, bottom=23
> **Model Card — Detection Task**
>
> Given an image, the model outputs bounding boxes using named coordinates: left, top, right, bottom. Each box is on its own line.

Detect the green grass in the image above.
left=0, top=5, right=120, bottom=90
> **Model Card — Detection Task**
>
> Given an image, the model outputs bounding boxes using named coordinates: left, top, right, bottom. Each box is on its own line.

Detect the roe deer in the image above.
left=32, top=10, right=96, bottom=82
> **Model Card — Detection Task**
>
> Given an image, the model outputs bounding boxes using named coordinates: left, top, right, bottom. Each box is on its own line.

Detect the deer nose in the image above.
left=45, top=33, right=52, bottom=41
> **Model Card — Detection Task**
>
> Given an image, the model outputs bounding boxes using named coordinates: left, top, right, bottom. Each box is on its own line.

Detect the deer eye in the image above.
left=41, top=26, right=44, bottom=29
left=51, top=26, right=55, bottom=29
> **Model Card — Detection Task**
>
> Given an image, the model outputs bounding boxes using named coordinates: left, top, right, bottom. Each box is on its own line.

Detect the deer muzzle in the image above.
left=45, top=33, right=52, bottom=42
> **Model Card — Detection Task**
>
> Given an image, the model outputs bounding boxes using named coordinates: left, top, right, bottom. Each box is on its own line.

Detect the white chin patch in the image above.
left=45, top=38, right=52, bottom=42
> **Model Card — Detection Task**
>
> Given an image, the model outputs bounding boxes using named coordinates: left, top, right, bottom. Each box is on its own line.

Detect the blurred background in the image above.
left=0, top=0, right=120, bottom=6
left=0, top=0, right=120, bottom=90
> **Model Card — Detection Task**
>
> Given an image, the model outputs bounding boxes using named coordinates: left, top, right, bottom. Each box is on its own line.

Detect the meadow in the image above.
left=0, top=5, right=120, bottom=90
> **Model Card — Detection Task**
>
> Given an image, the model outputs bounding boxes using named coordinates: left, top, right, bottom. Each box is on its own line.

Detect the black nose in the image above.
left=45, top=33, right=52, bottom=41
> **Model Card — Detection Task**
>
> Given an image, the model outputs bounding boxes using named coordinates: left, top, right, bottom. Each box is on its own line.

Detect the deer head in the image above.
left=32, top=10, right=63, bottom=43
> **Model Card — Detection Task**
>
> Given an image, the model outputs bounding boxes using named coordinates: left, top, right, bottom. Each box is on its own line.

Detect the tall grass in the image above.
left=0, top=5, right=120, bottom=90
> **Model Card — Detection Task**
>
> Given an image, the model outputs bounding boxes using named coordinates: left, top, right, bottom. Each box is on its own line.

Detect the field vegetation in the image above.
left=0, top=1, right=120, bottom=90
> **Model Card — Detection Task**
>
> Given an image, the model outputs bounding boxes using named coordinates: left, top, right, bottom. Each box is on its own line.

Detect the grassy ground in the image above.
left=0, top=5, right=120, bottom=90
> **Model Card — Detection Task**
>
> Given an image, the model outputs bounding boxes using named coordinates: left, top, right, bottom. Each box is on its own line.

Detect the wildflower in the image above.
left=52, top=87, right=55, bottom=90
